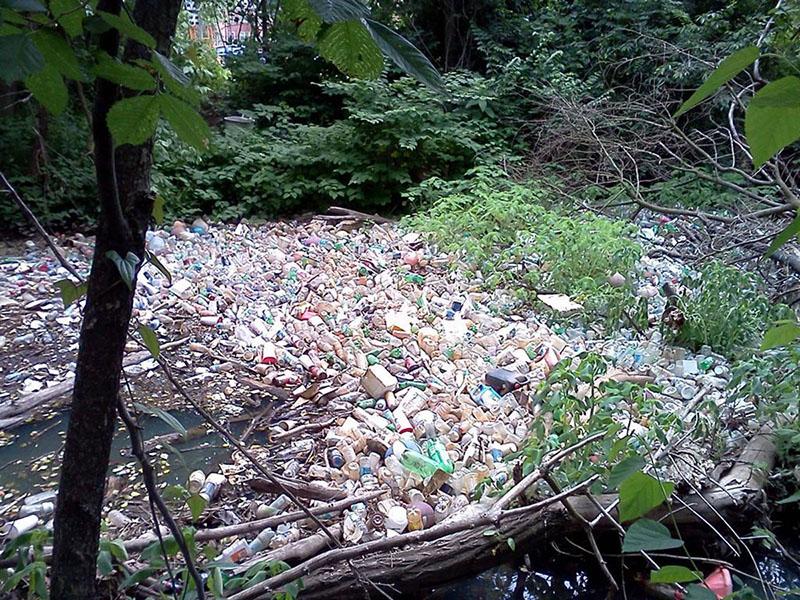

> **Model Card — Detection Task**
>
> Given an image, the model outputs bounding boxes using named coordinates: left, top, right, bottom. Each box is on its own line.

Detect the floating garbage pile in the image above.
left=0, top=216, right=752, bottom=571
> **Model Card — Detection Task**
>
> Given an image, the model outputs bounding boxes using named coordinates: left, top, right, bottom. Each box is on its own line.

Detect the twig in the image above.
left=0, top=171, right=84, bottom=282
left=491, top=431, right=606, bottom=513
left=543, top=474, right=618, bottom=591
left=117, top=393, right=205, bottom=599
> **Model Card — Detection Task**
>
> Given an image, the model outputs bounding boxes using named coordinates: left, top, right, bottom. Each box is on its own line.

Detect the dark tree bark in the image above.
left=50, top=1, right=182, bottom=598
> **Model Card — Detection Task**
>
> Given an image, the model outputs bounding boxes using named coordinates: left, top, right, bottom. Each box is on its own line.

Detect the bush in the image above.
left=0, top=108, right=96, bottom=230
left=153, top=72, right=512, bottom=220
left=671, top=261, right=794, bottom=358
left=402, top=167, right=642, bottom=325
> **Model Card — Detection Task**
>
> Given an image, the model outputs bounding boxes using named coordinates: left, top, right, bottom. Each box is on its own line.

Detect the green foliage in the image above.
left=519, top=352, right=678, bottom=490
left=729, top=346, right=800, bottom=472
left=622, top=519, right=683, bottom=553
left=671, top=261, right=793, bottom=358
left=404, top=169, right=642, bottom=324
left=154, top=72, right=507, bottom=219
left=0, top=107, right=96, bottom=229
left=745, top=76, right=800, bottom=168
left=618, top=471, right=674, bottom=522
left=0, top=528, right=50, bottom=598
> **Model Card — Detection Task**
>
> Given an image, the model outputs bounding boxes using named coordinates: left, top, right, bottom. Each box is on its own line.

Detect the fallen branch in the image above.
left=0, top=337, right=189, bottom=428
left=271, top=418, right=336, bottom=443
left=123, top=490, right=384, bottom=553
left=248, top=477, right=348, bottom=502
left=325, top=206, right=395, bottom=225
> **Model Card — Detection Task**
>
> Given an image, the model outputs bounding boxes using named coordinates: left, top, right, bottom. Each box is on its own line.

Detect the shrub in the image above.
left=153, top=72, right=512, bottom=219
left=671, top=261, right=794, bottom=358
left=402, top=167, right=642, bottom=325
left=0, top=108, right=96, bottom=230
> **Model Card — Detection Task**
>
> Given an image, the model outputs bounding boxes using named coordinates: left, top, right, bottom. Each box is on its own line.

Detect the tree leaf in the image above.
left=152, top=50, right=189, bottom=84
left=50, top=0, right=85, bottom=37
left=765, top=214, right=800, bottom=257
left=97, top=549, right=114, bottom=576
left=319, top=20, right=383, bottom=79
left=209, top=566, right=224, bottom=598
left=97, top=10, right=156, bottom=48
left=618, top=471, right=674, bottom=522
left=650, top=565, right=702, bottom=584
left=31, top=29, right=82, bottom=79
left=607, top=455, right=645, bottom=490
left=307, top=0, right=369, bottom=22
left=93, top=52, right=156, bottom=90
left=777, top=489, right=800, bottom=504
left=745, top=76, right=800, bottom=168
left=151, top=194, right=165, bottom=224
left=685, top=584, right=717, bottom=600
left=134, top=402, right=187, bottom=436
left=0, top=33, right=44, bottom=83
left=149, top=53, right=200, bottom=106
left=675, top=46, right=759, bottom=117
left=761, top=322, right=800, bottom=350
left=120, top=567, right=158, bottom=589
left=158, top=93, right=210, bottom=150
left=622, top=518, right=684, bottom=552
left=145, top=249, right=172, bottom=284
left=105, top=250, right=140, bottom=289
left=54, top=278, right=87, bottom=308
left=25, top=63, right=68, bottom=114
left=138, top=323, right=160, bottom=358
left=282, top=0, right=322, bottom=41
left=107, top=95, right=160, bottom=147
left=104, top=539, right=129, bottom=561
left=506, top=537, right=516, bottom=551
left=364, top=19, right=443, bottom=92
left=186, top=493, right=207, bottom=521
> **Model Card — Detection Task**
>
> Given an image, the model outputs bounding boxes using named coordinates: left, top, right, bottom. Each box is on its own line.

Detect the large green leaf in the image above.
left=105, top=249, right=140, bottom=288
left=607, top=455, right=645, bottom=490
left=282, top=0, right=322, bottom=41
left=186, top=493, right=207, bottom=521
left=364, top=18, right=443, bottom=92
left=618, top=471, right=674, bottom=522
left=54, top=278, right=87, bottom=308
left=138, top=324, right=160, bottom=358
left=50, top=0, right=85, bottom=37
left=148, top=53, right=199, bottom=106
left=622, top=519, right=684, bottom=552
left=97, top=10, right=156, bottom=48
left=31, top=29, right=82, bottom=79
left=765, top=214, right=800, bottom=257
left=685, top=585, right=717, bottom=600
left=158, top=93, right=210, bottom=150
left=319, top=19, right=383, bottom=79
left=761, top=322, right=800, bottom=350
left=94, top=52, right=156, bottom=90
left=134, top=402, right=187, bottom=436
left=675, top=46, right=759, bottom=117
left=650, top=565, right=702, bottom=584
left=746, top=76, right=800, bottom=168
left=25, top=63, right=68, bottom=113
left=0, top=33, right=44, bottom=83
left=308, top=0, right=368, bottom=22
left=106, top=95, right=160, bottom=147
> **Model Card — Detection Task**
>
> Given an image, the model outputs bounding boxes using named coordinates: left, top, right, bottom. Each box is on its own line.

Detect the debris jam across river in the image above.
left=0, top=216, right=760, bottom=595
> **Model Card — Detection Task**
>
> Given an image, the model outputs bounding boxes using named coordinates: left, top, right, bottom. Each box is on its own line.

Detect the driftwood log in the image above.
left=0, top=337, right=188, bottom=429
left=256, top=427, right=775, bottom=599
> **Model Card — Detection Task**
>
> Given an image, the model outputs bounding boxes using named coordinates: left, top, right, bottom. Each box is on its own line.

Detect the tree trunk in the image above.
left=49, top=1, right=182, bottom=598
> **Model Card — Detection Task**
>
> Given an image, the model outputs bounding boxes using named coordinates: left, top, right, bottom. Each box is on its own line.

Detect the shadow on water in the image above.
left=429, top=539, right=800, bottom=600
left=0, top=410, right=255, bottom=497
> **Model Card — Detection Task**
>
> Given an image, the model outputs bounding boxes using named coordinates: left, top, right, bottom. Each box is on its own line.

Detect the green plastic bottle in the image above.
left=425, top=439, right=454, bottom=474
left=399, top=450, right=443, bottom=478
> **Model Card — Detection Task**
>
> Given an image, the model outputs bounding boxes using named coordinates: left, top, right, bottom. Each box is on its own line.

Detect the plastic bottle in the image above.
left=407, top=507, right=424, bottom=531
left=187, top=470, right=205, bottom=494
left=199, top=473, right=226, bottom=502
left=326, top=448, right=345, bottom=468
left=399, top=449, right=445, bottom=478
left=247, top=528, right=275, bottom=554
left=425, top=439, right=454, bottom=473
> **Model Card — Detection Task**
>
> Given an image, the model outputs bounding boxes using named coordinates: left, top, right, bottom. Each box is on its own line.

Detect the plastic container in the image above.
left=187, top=470, right=205, bottom=494
left=385, top=506, right=408, bottom=532
left=199, top=473, right=226, bottom=502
